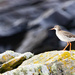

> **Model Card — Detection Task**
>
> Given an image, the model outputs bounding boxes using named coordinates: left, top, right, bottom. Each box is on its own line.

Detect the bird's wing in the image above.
left=61, top=30, right=75, bottom=38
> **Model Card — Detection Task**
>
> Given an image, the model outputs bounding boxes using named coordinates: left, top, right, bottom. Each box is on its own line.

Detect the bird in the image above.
left=50, top=25, right=75, bottom=52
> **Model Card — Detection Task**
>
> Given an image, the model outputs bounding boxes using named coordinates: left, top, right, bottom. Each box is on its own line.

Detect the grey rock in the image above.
left=0, top=0, right=75, bottom=53
left=64, top=2, right=75, bottom=17
left=16, top=27, right=48, bottom=53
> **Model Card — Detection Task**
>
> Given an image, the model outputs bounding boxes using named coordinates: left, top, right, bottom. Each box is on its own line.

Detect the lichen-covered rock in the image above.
left=2, top=64, right=49, bottom=75
left=0, top=50, right=75, bottom=75
left=0, top=52, right=34, bottom=73
left=0, top=50, right=21, bottom=63
left=19, top=50, right=75, bottom=75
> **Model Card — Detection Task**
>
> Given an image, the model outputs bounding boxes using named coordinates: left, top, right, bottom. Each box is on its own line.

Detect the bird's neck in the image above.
left=56, top=29, right=62, bottom=35
left=56, top=28, right=61, bottom=32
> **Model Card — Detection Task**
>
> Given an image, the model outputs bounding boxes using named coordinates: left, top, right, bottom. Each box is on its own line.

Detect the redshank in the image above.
left=50, top=25, right=75, bottom=51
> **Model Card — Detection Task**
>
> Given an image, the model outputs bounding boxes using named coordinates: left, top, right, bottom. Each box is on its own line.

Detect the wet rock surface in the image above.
left=0, top=0, right=75, bottom=54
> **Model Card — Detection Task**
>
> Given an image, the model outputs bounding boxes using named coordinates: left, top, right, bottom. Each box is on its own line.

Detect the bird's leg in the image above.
left=63, top=42, right=70, bottom=51
left=69, top=42, right=71, bottom=52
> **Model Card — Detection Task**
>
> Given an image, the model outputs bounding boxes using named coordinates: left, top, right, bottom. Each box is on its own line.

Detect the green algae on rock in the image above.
left=0, top=52, right=34, bottom=73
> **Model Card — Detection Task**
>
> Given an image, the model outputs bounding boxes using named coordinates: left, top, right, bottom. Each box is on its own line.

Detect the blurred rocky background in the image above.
left=0, top=0, right=75, bottom=54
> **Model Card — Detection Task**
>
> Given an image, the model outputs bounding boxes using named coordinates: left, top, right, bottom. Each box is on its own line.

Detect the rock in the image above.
left=20, top=1, right=73, bottom=53
left=0, top=0, right=75, bottom=54
left=16, top=27, right=48, bottom=53
left=0, top=50, right=21, bottom=63
left=19, top=50, right=75, bottom=75
left=0, top=50, right=75, bottom=74
left=0, top=15, right=27, bottom=37
left=61, top=1, right=75, bottom=29
left=0, top=0, right=44, bottom=13
left=0, top=51, right=33, bottom=73
left=64, top=2, right=75, bottom=17
left=29, top=8, right=72, bottom=27
left=2, top=64, right=49, bottom=75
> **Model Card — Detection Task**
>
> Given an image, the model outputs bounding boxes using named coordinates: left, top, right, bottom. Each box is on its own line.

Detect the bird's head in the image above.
left=50, top=25, right=61, bottom=31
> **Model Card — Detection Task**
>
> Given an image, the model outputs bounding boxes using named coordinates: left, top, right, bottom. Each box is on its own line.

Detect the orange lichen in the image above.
left=58, top=52, right=71, bottom=61
left=34, top=61, right=39, bottom=64
left=70, top=67, right=73, bottom=70
left=40, top=55, right=44, bottom=57
left=38, top=69, right=41, bottom=72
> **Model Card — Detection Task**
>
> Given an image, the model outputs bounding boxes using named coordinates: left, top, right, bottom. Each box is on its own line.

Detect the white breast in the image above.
left=56, top=31, right=75, bottom=42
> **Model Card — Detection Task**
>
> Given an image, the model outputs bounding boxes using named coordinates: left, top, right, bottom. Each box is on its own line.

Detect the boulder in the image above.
left=0, top=0, right=75, bottom=54
left=0, top=50, right=75, bottom=75
left=0, top=50, right=21, bottom=63
left=3, top=64, right=49, bottom=75
left=0, top=51, right=33, bottom=73
left=19, top=50, right=75, bottom=75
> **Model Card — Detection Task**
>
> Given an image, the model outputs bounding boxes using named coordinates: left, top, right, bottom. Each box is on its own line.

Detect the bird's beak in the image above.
left=50, top=28, right=55, bottom=30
